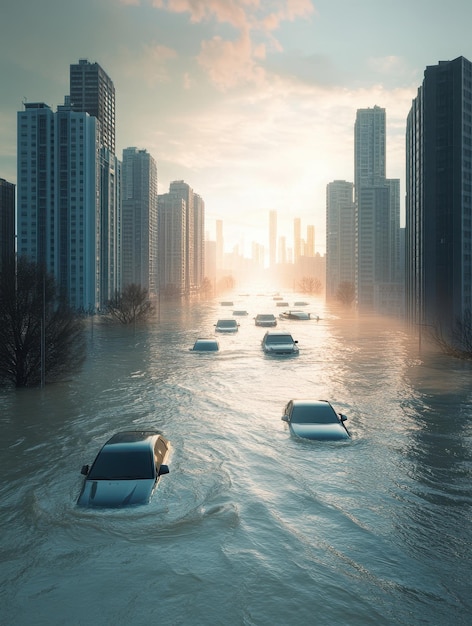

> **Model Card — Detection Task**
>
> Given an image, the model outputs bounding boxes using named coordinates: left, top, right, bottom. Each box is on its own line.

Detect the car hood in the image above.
left=77, top=478, right=157, bottom=507
left=289, top=423, right=350, bottom=440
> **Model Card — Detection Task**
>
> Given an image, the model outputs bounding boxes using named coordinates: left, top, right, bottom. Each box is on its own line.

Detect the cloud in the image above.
left=151, top=0, right=316, bottom=88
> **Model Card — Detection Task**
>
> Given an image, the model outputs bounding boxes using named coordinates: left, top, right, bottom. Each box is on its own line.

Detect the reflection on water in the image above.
left=0, top=293, right=471, bottom=625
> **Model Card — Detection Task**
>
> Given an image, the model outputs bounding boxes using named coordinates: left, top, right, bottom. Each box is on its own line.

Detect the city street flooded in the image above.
left=1, top=291, right=471, bottom=625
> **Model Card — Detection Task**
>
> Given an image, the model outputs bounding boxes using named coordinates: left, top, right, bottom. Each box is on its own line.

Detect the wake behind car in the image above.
left=262, top=331, right=299, bottom=355
left=77, top=431, right=170, bottom=507
left=282, top=400, right=350, bottom=440
left=254, top=313, right=277, bottom=327
left=215, top=319, right=239, bottom=332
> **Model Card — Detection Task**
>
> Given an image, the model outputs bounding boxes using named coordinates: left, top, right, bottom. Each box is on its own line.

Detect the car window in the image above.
left=265, top=334, right=293, bottom=344
left=88, top=448, right=154, bottom=479
left=291, top=404, right=338, bottom=424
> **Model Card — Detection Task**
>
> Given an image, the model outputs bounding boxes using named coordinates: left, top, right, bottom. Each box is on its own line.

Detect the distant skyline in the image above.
left=2, top=0, right=472, bottom=255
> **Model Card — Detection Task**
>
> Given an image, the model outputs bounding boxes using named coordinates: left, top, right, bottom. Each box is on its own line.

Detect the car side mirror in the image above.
left=158, top=464, right=169, bottom=476
left=81, top=464, right=89, bottom=475
left=340, top=414, right=347, bottom=421
left=281, top=415, right=288, bottom=422
left=294, top=340, right=298, bottom=344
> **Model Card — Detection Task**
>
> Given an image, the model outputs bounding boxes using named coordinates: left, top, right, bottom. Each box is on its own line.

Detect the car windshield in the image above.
left=265, top=334, right=293, bottom=344
left=291, top=404, right=338, bottom=424
left=257, top=315, right=275, bottom=321
left=194, top=341, right=218, bottom=351
left=88, top=448, right=154, bottom=480
left=217, top=320, right=236, bottom=328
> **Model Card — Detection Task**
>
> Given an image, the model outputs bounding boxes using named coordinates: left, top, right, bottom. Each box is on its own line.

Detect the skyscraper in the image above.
left=70, top=59, right=116, bottom=153
left=326, top=180, right=355, bottom=301
left=354, top=106, right=401, bottom=314
left=17, top=59, right=120, bottom=311
left=17, top=100, right=100, bottom=310
left=406, top=56, right=472, bottom=330
left=157, top=192, right=186, bottom=297
left=269, top=210, right=277, bottom=269
left=293, top=218, right=301, bottom=263
left=121, top=147, right=158, bottom=296
left=0, top=178, right=15, bottom=271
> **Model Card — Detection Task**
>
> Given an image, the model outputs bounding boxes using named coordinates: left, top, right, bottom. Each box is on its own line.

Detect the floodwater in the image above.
left=1, top=291, right=471, bottom=626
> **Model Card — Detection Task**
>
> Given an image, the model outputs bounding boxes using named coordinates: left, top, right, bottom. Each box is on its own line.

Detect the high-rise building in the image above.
left=326, top=180, right=356, bottom=301
left=70, top=59, right=116, bottom=153
left=293, top=218, right=301, bottom=263
left=216, top=219, right=224, bottom=272
left=157, top=192, right=186, bottom=297
left=169, top=180, right=195, bottom=293
left=354, top=106, right=402, bottom=314
left=121, top=147, right=158, bottom=296
left=406, top=56, right=472, bottom=330
left=269, top=210, right=277, bottom=269
left=0, top=178, right=15, bottom=271
left=305, top=225, right=315, bottom=257
left=17, top=100, right=101, bottom=310
left=17, top=59, right=120, bottom=311
left=193, top=193, right=205, bottom=289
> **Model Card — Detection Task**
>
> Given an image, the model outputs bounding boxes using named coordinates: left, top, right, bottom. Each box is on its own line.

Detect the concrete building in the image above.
left=0, top=178, right=15, bottom=271
left=16, top=59, right=120, bottom=311
left=354, top=106, right=402, bottom=314
left=406, top=56, right=472, bottom=332
left=70, top=59, right=116, bottom=153
left=269, top=210, right=277, bottom=269
left=326, top=180, right=356, bottom=301
left=157, top=192, right=186, bottom=297
left=121, top=148, right=158, bottom=297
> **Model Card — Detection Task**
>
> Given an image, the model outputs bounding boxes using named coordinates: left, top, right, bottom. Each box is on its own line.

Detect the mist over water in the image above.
left=1, top=291, right=471, bottom=626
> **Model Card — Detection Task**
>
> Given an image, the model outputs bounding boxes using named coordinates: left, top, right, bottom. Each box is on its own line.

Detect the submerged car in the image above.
left=262, top=331, right=299, bottom=355
left=190, top=338, right=219, bottom=352
left=254, top=313, right=277, bottom=327
left=77, top=431, right=170, bottom=507
left=233, top=310, right=248, bottom=316
left=279, top=310, right=311, bottom=321
left=215, top=319, right=239, bottom=332
left=282, top=400, right=350, bottom=440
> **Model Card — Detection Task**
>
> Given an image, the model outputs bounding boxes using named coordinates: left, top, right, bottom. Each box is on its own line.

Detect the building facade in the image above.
left=406, top=56, right=472, bottom=331
left=157, top=192, right=186, bottom=297
left=326, top=180, right=356, bottom=301
left=121, top=147, right=158, bottom=296
left=17, top=60, right=120, bottom=311
left=0, top=178, right=15, bottom=271
left=354, top=106, right=402, bottom=314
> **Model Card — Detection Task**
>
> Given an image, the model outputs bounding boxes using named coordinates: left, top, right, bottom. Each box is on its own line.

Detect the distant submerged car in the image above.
left=77, top=431, right=170, bottom=508
left=279, top=310, right=311, bottom=321
left=282, top=400, right=350, bottom=440
left=233, top=310, right=248, bottom=316
left=254, top=313, right=277, bottom=327
left=215, top=319, right=239, bottom=333
left=261, top=331, right=299, bottom=355
left=190, top=338, right=219, bottom=352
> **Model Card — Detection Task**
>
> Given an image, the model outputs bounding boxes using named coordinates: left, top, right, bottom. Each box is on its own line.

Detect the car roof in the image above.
left=265, top=331, right=294, bottom=336
left=102, top=431, right=166, bottom=450
left=291, top=400, right=332, bottom=408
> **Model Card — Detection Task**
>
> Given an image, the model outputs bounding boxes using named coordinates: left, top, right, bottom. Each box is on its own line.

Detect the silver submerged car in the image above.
left=215, top=319, right=239, bottom=332
left=254, top=314, right=277, bottom=327
left=282, top=400, right=350, bottom=440
left=77, top=431, right=170, bottom=507
left=190, top=338, right=219, bottom=351
left=261, top=331, right=299, bottom=355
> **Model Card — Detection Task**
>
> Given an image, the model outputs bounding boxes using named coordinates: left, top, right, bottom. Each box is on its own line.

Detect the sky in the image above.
left=2, top=0, right=472, bottom=257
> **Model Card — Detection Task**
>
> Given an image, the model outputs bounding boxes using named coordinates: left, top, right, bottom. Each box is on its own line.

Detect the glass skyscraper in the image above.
left=406, top=56, right=472, bottom=330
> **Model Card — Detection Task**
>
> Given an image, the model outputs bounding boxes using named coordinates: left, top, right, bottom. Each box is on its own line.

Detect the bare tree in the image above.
left=0, top=257, right=86, bottom=388
left=298, top=276, right=322, bottom=295
left=429, top=309, right=472, bottom=359
left=105, top=283, right=154, bottom=324
left=336, top=281, right=356, bottom=308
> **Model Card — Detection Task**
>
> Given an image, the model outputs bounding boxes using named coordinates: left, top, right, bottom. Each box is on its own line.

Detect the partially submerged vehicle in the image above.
left=77, top=431, right=170, bottom=507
